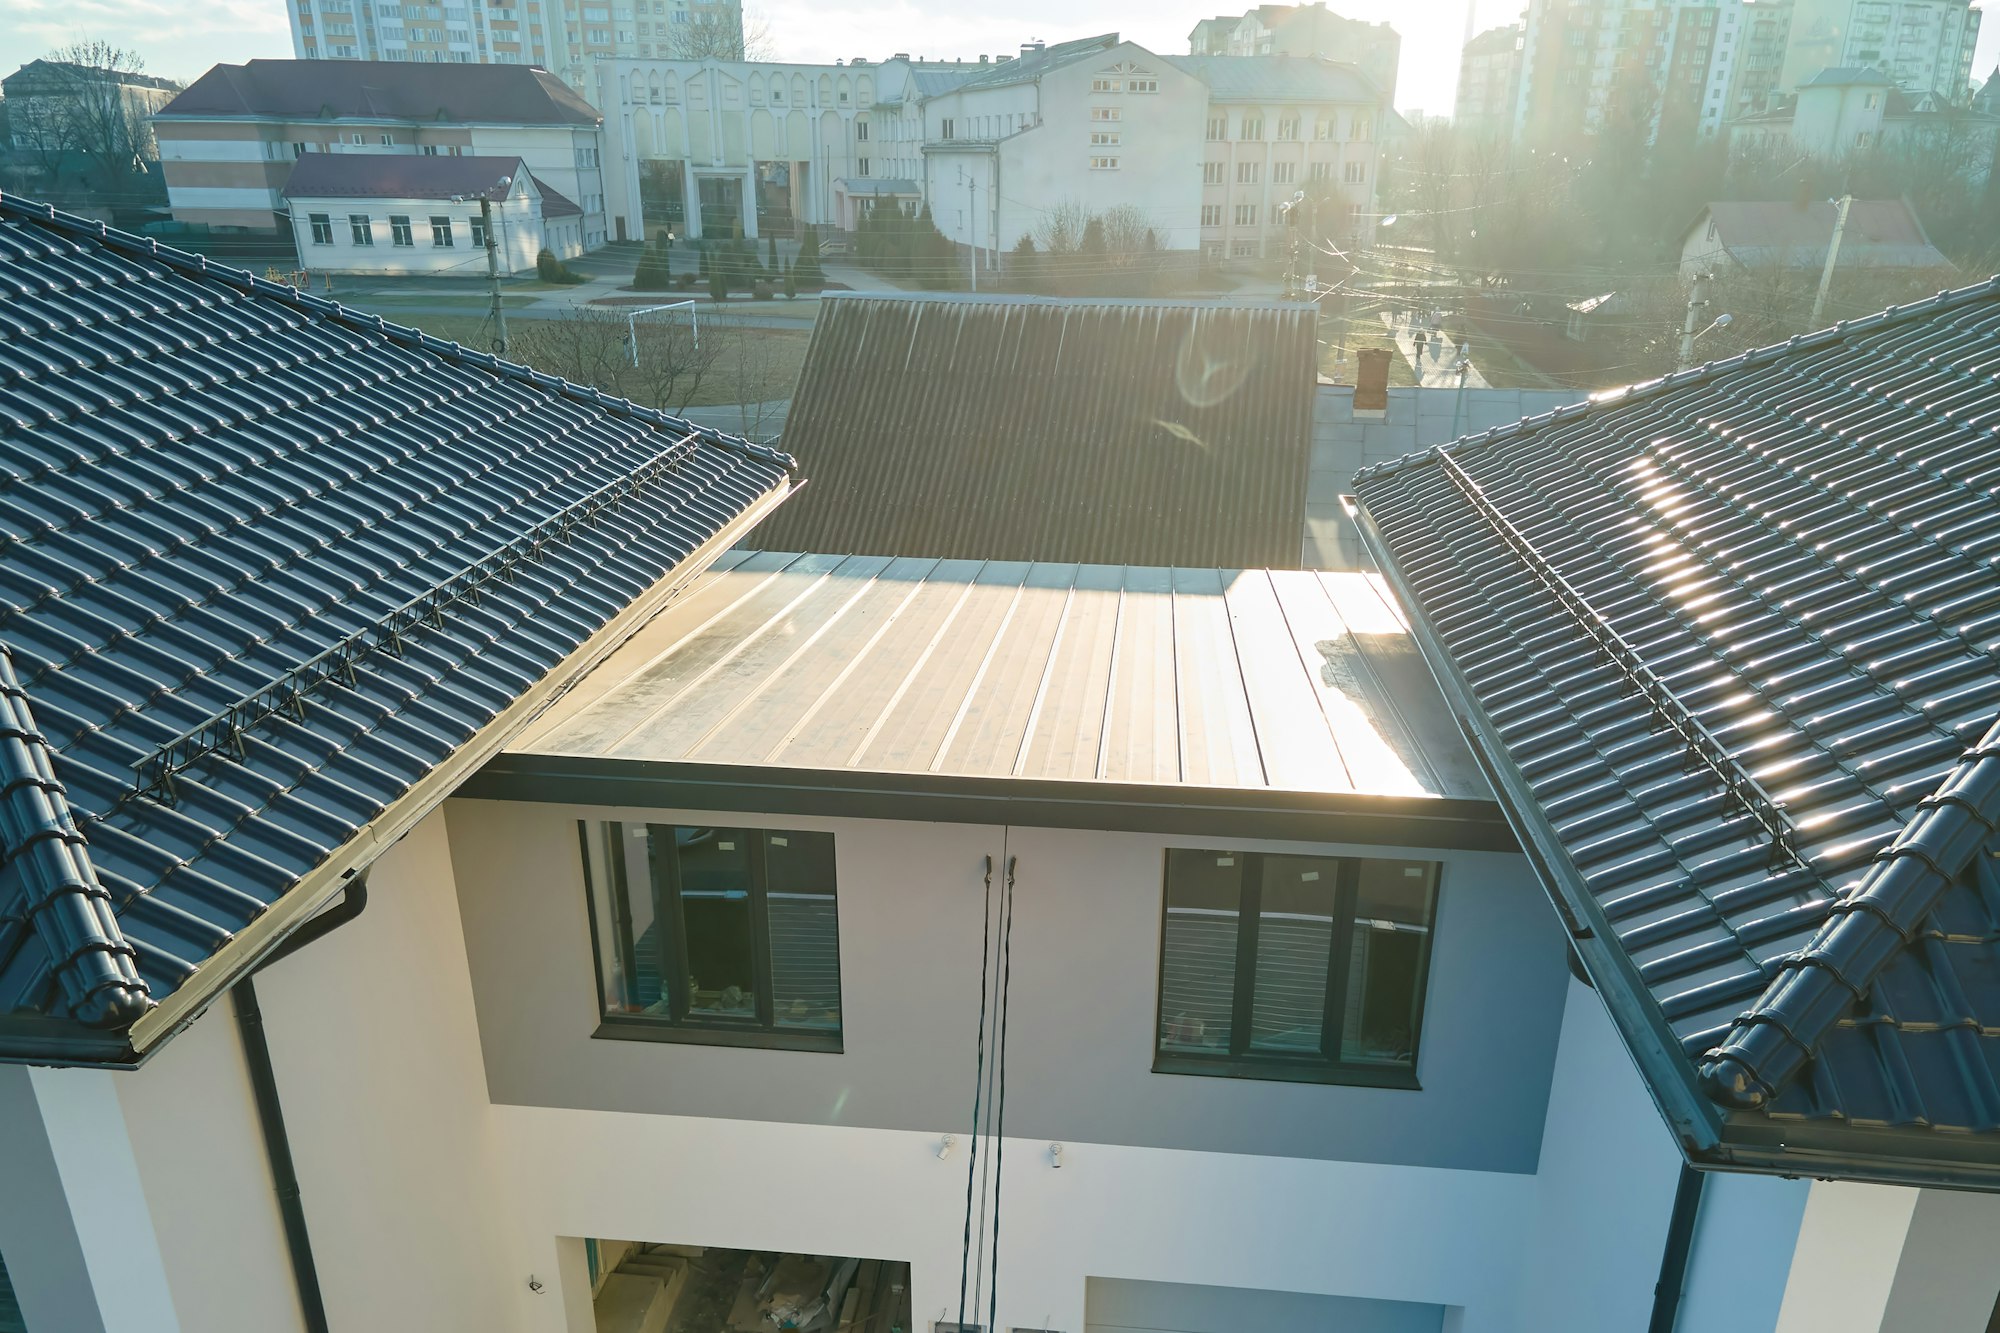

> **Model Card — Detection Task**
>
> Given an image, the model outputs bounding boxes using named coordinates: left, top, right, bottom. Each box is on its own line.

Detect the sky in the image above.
left=0, top=0, right=1994, bottom=115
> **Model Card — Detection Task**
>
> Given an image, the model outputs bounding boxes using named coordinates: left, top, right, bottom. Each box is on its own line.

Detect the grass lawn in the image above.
left=369, top=311, right=812, bottom=408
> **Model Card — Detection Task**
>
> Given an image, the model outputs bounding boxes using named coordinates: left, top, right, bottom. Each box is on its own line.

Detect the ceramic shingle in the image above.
left=1352, top=277, right=2000, bottom=1189
left=0, top=194, right=794, bottom=1063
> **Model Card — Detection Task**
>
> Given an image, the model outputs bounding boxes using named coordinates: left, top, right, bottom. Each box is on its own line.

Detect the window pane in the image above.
left=675, top=828, right=758, bottom=1020
left=763, top=831, right=840, bottom=1032
left=586, top=821, right=662, bottom=1016
left=1159, top=850, right=1241, bottom=1054
left=1249, top=854, right=1338, bottom=1054
left=1340, top=861, right=1438, bottom=1066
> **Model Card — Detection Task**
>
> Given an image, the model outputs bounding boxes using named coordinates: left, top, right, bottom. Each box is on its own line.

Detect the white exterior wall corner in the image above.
left=80, top=809, right=528, bottom=1333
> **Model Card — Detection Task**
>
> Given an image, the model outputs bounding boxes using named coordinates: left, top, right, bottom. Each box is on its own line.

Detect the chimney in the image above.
left=980, top=54, right=990, bottom=63
left=1021, top=40, right=1045, bottom=58
left=893, top=52, right=910, bottom=60
left=1353, top=348, right=1392, bottom=416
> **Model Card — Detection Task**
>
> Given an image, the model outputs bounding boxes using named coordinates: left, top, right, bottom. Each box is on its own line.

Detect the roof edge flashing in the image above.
left=122, top=477, right=795, bottom=1057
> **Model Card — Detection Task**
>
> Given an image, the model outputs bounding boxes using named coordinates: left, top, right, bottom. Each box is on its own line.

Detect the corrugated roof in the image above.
left=282, top=153, right=528, bottom=202
left=749, top=292, right=1318, bottom=567
left=508, top=551, right=1487, bottom=801
left=1166, top=54, right=1384, bottom=104
left=156, top=59, right=602, bottom=126
left=0, top=193, right=793, bottom=1062
left=1352, top=275, right=2000, bottom=1189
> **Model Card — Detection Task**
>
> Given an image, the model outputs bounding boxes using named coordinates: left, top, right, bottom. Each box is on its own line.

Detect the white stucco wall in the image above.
left=289, top=183, right=546, bottom=275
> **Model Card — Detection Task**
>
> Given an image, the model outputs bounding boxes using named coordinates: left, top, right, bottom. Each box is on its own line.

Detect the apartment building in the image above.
left=1453, top=25, right=1524, bottom=136
left=152, top=59, right=609, bottom=245
left=1511, top=0, right=1797, bottom=144
left=286, top=0, right=743, bottom=93
left=597, top=33, right=1388, bottom=261
left=1187, top=2, right=1402, bottom=103
left=1780, top=0, right=1982, bottom=96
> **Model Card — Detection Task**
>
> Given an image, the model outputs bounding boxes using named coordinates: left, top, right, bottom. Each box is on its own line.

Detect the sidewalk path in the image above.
left=1379, top=311, right=1491, bottom=389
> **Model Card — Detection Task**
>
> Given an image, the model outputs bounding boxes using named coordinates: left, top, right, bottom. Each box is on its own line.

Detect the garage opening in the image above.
left=1084, top=1277, right=1446, bottom=1333
left=588, top=1242, right=911, bottom=1333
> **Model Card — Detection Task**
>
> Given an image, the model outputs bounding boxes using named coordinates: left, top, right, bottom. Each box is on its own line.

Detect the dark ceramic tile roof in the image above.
left=749, top=293, right=1318, bottom=568
left=282, top=153, right=529, bottom=202
left=1352, top=277, right=2000, bottom=1189
left=156, top=59, right=602, bottom=126
left=0, top=194, right=793, bottom=1062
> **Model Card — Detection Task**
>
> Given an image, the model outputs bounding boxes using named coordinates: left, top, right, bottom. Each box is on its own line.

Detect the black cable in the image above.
left=955, top=853, right=996, bottom=1333
left=986, top=854, right=1017, bottom=1333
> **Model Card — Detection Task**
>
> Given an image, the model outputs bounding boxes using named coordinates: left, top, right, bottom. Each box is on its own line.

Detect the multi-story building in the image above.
left=1454, top=25, right=1523, bottom=137
left=598, top=33, right=1389, bottom=261
left=152, top=59, right=610, bottom=245
left=1725, top=66, right=2000, bottom=174
left=7, top=198, right=2000, bottom=1333
left=286, top=0, right=744, bottom=93
left=1187, top=2, right=1401, bottom=103
left=1511, top=0, right=1800, bottom=145
left=1779, top=0, right=1982, bottom=97
left=1, top=58, right=182, bottom=206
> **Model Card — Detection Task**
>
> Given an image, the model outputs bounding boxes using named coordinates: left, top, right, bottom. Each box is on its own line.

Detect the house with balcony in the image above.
left=1, top=196, right=1998, bottom=1333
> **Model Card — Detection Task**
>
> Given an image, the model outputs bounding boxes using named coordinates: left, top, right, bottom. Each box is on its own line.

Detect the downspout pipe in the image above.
left=1648, top=1165, right=1705, bottom=1333
left=234, top=872, right=370, bottom=1333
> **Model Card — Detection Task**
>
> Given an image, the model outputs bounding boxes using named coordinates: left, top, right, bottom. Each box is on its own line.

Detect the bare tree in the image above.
left=703, top=313, right=789, bottom=440
left=665, top=6, right=774, bottom=60
left=1032, top=198, right=1091, bottom=255
left=21, top=42, right=179, bottom=196
left=506, top=307, right=721, bottom=414
left=1097, top=203, right=1155, bottom=263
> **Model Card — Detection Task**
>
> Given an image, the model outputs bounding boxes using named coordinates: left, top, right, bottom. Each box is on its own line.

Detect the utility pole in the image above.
left=963, top=172, right=978, bottom=292
left=1678, top=270, right=1711, bottom=371
left=481, top=193, right=509, bottom=356
left=1809, top=193, right=1853, bottom=331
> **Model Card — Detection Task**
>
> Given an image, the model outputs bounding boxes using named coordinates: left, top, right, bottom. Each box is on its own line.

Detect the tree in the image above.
left=13, top=42, right=178, bottom=204
left=1079, top=217, right=1106, bottom=255
left=782, top=258, right=797, bottom=298
left=665, top=6, right=775, bottom=60
left=632, top=245, right=673, bottom=291
left=796, top=222, right=823, bottom=286
left=505, top=307, right=720, bottom=413
left=766, top=233, right=778, bottom=268
left=1008, top=234, right=1040, bottom=292
left=1033, top=198, right=1090, bottom=255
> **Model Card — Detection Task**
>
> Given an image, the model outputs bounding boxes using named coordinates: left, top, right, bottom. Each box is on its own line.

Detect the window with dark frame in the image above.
left=430, top=214, right=454, bottom=246
left=1155, top=849, right=1438, bottom=1088
left=308, top=213, right=334, bottom=244
left=580, top=822, right=843, bottom=1051
left=349, top=213, right=374, bottom=245
left=390, top=215, right=414, bottom=246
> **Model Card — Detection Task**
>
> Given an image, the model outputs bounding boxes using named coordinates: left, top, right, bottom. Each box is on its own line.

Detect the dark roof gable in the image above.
left=1352, top=276, right=2000, bottom=1189
left=748, top=292, right=1317, bottom=567
left=0, top=193, right=792, bottom=1063
left=158, top=59, right=601, bottom=126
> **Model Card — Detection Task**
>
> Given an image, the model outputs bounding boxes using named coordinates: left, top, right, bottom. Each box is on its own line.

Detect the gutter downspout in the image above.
left=234, top=872, right=370, bottom=1333
left=1648, top=1165, right=1705, bottom=1333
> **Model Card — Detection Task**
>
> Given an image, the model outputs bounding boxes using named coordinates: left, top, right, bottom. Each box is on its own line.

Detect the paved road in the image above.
left=1379, top=311, right=1492, bottom=389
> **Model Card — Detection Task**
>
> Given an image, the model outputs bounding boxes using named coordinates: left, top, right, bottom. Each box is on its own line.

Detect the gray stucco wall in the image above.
left=445, top=797, right=1571, bottom=1173
left=1305, top=385, right=1587, bottom=569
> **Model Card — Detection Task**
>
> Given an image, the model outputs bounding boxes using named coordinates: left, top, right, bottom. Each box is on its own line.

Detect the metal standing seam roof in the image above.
left=501, top=550, right=1489, bottom=803
left=0, top=193, right=795, bottom=1064
left=749, top=292, right=1319, bottom=568
left=1351, top=276, right=2000, bottom=1189
left=1689, top=200, right=1951, bottom=273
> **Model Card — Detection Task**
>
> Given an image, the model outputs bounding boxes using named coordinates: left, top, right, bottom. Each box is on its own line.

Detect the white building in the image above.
left=283, top=154, right=585, bottom=274
left=153, top=59, right=610, bottom=246
left=5, top=198, right=2000, bottom=1333
left=1780, top=0, right=1982, bottom=97
left=287, top=0, right=745, bottom=94
left=597, top=33, right=1389, bottom=261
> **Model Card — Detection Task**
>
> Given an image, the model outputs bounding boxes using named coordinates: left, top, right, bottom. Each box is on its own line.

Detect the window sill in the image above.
left=1152, top=1053, right=1421, bottom=1091
left=593, top=1016, right=843, bottom=1054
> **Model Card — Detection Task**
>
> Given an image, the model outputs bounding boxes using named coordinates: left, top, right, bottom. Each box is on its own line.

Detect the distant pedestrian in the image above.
left=1413, top=330, right=1428, bottom=358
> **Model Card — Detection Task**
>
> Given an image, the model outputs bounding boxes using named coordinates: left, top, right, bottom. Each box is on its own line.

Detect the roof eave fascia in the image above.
left=121, top=476, right=796, bottom=1058
left=1348, top=496, right=1729, bottom=1159
left=152, top=113, right=593, bottom=129
left=1705, top=1119, right=2000, bottom=1192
